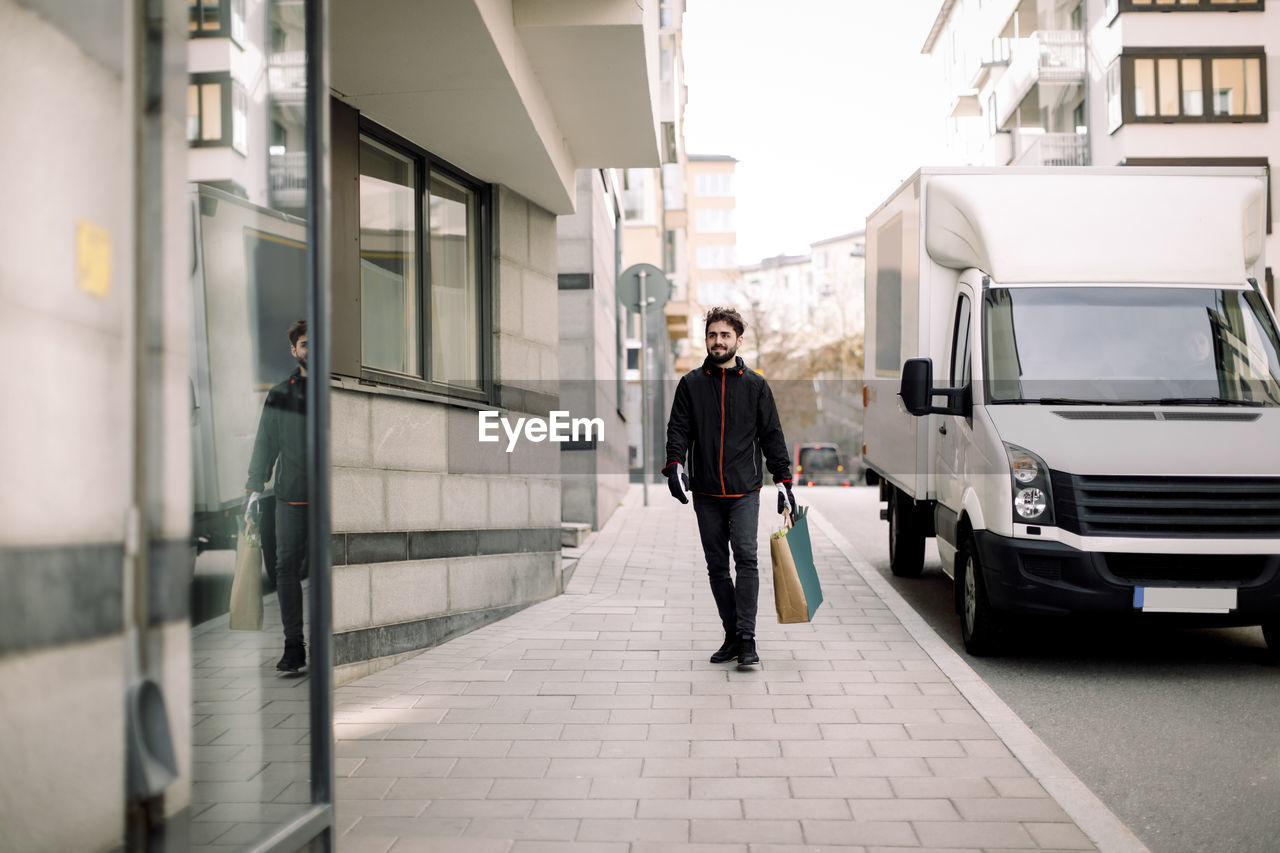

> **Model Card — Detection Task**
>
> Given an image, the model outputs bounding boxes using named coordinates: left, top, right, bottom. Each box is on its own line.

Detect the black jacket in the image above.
left=246, top=369, right=308, bottom=503
left=663, top=355, right=791, bottom=496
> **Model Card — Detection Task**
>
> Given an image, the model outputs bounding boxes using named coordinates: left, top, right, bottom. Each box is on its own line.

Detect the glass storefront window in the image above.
left=187, top=0, right=330, bottom=849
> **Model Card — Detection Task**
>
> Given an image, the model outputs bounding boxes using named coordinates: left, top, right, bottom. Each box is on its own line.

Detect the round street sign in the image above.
left=617, top=263, right=671, bottom=312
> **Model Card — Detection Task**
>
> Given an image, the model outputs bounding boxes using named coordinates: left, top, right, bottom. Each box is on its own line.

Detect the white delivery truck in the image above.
left=862, top=167, right=1280, bottom=656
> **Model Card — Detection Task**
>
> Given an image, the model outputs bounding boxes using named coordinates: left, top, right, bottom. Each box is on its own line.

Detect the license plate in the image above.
left=1134, top=587, right=1237, bottom=614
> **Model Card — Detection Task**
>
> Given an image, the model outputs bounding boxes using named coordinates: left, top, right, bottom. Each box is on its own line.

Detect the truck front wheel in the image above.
left=959, top=534, right=1002, bottom=656
left=888, top=489, right=926, bottom=578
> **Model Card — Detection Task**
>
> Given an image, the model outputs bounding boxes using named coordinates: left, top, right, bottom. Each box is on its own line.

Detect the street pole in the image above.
left=638, top=269, right=649, bottom=506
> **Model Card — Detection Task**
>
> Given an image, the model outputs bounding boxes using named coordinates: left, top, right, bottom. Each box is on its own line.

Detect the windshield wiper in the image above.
left=1031, top=397, right=1151, bottom=406
left=1153, top=396, right=1269, bottom=407
left=1000, top=396, right=1271, bottom=407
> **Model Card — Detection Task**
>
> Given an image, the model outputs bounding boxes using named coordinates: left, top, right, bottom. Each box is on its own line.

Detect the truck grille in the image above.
left=1103, top=553, right=1270, bottom=584
left=1050, top=472, right=1280, bottom=538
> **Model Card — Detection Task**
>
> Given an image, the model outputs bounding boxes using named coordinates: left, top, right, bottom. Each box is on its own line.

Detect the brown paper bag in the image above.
left=771, top=522, right=809, bottom=624
left=229, top=518, right=264, bottom=631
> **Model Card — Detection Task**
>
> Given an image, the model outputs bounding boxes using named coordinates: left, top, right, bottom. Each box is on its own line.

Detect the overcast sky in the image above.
left=681, top=0, right=952, bottom=265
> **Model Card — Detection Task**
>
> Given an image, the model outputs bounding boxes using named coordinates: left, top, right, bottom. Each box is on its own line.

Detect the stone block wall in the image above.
left=331, top=187, right=564, bottom=684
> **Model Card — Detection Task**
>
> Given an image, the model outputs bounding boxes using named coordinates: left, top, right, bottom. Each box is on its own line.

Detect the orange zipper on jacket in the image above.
left=718, top=368, right=726, bottom=494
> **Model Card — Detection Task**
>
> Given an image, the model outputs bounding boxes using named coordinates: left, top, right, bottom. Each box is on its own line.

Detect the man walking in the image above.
left=663, top=307, right=796, bottom=668
left=246, top=319, right=309, bottom=673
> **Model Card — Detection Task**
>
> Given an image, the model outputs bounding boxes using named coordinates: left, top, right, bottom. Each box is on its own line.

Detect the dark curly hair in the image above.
left=703, top=306, right=745, bottom=337
left=288, top=319, right=307, bottom=346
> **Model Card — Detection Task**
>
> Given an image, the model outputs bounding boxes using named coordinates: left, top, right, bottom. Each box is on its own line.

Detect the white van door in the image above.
left=935, top=283, right=975, bottom=564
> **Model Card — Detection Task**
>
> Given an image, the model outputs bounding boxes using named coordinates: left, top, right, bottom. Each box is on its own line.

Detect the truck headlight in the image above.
left=1004, top=443, right=1055, bottom=526
left=1014, top=488, right=1046, bottom=518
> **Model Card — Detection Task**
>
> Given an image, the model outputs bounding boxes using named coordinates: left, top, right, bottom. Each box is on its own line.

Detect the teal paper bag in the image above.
left=770, top=505, right=824, bottom=622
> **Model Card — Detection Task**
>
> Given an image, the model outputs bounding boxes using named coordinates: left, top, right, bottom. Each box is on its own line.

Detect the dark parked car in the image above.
left=794, top=442, right=852, bottom=487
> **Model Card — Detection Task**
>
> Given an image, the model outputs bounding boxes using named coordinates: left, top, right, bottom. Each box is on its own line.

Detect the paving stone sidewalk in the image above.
left=333, top=486, right=1146, bottom=853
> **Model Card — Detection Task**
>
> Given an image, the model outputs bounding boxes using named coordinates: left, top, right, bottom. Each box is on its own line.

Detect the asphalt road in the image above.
left=804, top=485, right=1280, bottom=853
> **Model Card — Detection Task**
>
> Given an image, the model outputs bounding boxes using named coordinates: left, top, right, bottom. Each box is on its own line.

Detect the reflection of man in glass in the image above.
left=246, top=320, right=309, bottom=672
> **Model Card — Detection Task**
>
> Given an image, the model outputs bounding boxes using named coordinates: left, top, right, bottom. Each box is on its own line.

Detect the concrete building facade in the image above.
left=2, top=0, right=661, bottom=850
left=556, top=168, right=630, bottom=531
left=622, top=0, right=689, bottom=480
left=686, top=154, right=742, bottom=312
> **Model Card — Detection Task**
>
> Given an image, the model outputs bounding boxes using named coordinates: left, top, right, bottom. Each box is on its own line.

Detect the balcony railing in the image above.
left=268, top=50, right=306, bottom=95
left=1035, top=31, right=1085, bottom=84
left=269, top=151, right=307, bottom=206
left=993, top=30, right=1085, bottom=129
left=983, top=37, right=1013, bottom=68
left=1013, top=132, right=1090, bottom=167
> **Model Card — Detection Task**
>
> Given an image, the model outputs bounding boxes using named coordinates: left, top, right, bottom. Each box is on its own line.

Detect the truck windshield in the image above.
left=983, top=286, right=1280, bottom=406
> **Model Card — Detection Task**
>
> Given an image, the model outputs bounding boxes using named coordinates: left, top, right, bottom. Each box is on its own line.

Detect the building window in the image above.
left=355, top=125, right=490, bottom=393
left=1107, top=62, right=1122, bottom=131
left=1121, top=0, right=1263, bottom=10
left=187, top=72, right=247, bottom=150
left=428, top=173, right=482, bottom=388
left=622, top=169, right=656, bottom=224
left=695, top=209, right=735, bottom=233
left=696, top=245, right=737, bottom=269
left=695, top=172, right=735, bottom=197
left=359, top=137, right=420, bottom=376
left=231, top=85, right=247, bottom=154
left=661, top=163, right=683, bottom=210
left=1120, top=49, right=1266, bottom=125
left=188, top=0, right=245, bottom=44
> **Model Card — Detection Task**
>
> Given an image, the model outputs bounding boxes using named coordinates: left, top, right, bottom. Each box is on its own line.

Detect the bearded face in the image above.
left=705, top=320, right=741, bottom=365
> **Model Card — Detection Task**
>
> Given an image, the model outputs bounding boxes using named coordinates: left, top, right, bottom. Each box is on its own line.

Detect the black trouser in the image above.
left=275, top=501, right=308, bottom=646
left=692, top=491, right=761, bottom=639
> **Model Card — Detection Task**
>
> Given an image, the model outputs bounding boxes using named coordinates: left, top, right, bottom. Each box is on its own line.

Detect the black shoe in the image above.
left=276, top=641, right=306, bottom=672
left=709, top=633, right=740, bottom=663
left=737, top=636, right=760, bottom=668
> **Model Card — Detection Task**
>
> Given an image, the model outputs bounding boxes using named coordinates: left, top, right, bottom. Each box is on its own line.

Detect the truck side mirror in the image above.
left=899, top=358, right=933, bottom=416
left=899, top=357, right=970, bottom=418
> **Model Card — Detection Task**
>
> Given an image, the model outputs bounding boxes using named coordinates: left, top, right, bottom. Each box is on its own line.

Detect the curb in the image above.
left=809, top=509, right=1151, bottom=853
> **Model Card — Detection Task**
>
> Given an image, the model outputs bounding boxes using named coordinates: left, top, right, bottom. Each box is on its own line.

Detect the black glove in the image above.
left=667, top=463, right=690, bottom=504
left=776, top=481, right=797, bottom=517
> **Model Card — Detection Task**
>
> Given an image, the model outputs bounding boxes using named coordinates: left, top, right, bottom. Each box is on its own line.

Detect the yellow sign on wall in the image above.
left=76, top=220, right=111, bottom=298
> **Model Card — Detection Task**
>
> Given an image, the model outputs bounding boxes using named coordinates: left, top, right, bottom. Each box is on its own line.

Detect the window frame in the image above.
left=348, top=117, right=494, bottom=403
left=1118, top=0, right=1263, bottom=11
left=950, top=293, right=973, bottom=388
left=188, top=0, right=246, bottom=45
left=1119, top=47, right=1267, bottom=126
left=187, top=71, right=247, bottom=152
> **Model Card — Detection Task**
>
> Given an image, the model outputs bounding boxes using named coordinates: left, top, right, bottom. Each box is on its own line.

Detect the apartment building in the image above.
left=740, top=253, right=813, bottom=356
left=687, top=155, right=742, bottom=321
left=556, top=168, right=630, bottom=530
left=622, top=0, right=689, bottom=481
left=739, top=232, right=866, bottom=359
left=811, top=230, right=868, bottom=350
left=925, top=0, right=1277, bottom=305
